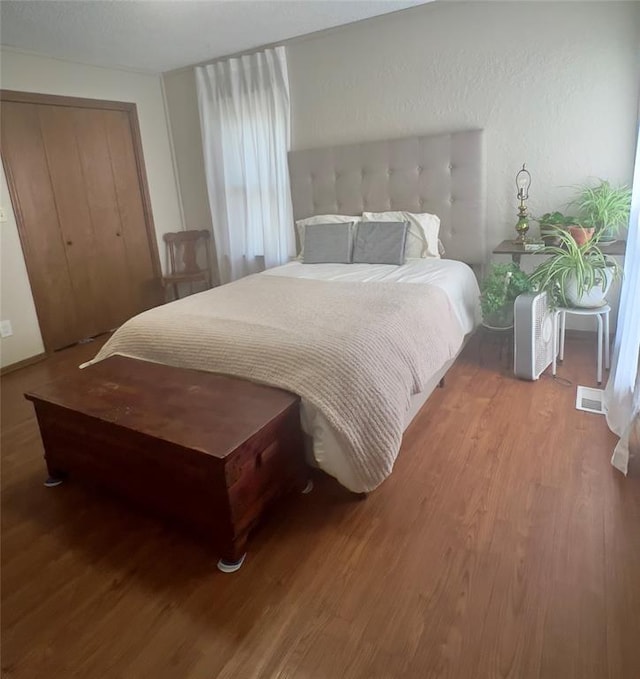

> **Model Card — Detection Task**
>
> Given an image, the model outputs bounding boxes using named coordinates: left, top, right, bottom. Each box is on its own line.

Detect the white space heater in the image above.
left=514, top=291, right=556, bottom=380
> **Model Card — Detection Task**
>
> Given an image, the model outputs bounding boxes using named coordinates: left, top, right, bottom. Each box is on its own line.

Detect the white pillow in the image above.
left=362, top=211, right=441, bottom=259
left=295, top=214, right=362, bottom=259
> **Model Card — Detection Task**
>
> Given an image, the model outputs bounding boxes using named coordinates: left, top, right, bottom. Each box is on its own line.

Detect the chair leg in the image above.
left=559, top=311, right=566, bottom=362
left=604, top=310, right=610, bottom=371
left=552, top=311, right=558, bottom=376
left=596, top=314, right=603, bottom=385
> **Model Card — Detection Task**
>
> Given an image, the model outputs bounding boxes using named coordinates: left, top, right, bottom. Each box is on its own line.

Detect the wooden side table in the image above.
left=493, top=239, right=627, bottom=265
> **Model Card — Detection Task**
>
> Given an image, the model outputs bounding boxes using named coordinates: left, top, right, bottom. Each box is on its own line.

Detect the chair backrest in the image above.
left=163, top=229, right=213, bottom=276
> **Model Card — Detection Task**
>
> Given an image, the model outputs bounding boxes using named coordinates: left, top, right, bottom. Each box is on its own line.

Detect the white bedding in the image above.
left=263, top=258, right=480, bottom=490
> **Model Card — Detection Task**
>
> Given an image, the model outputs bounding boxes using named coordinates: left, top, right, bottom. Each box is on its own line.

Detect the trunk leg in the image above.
left=44, top=460, right=66, bottom=487
left=217, top=536, right=247, bottom=573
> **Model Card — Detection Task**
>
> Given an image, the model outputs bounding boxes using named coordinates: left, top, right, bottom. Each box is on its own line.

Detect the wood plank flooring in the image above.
left=2, top=335, right=639, bottom=679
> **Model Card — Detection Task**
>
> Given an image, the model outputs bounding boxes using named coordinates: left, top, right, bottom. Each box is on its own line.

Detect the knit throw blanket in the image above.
left=88, top=274, right=464, bottom=491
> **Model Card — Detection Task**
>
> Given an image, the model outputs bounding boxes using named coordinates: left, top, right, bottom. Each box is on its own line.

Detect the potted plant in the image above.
left=567, top=222, right=595, bottom=246
left=529, top=228, right=620, bottom=308
left=480, top=263, right=532, bottom=329
left=535, top=211, right=580, bottom=245
left=570, top=179, right=632, bottom=242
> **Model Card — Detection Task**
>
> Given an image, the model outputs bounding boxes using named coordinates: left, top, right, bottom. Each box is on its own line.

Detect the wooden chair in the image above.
left=162, top=230, right=215, bottom=301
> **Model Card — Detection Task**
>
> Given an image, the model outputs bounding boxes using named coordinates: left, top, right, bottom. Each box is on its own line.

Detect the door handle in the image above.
left=116, top=232, right=121, bottom=237
left=66, top=240, right=72, bottom=246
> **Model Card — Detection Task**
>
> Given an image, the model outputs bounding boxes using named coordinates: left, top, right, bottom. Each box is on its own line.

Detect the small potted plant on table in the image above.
left=536, top=212, right=581, bottom=245
left=480, top=263, right=532, bottom=329
left=570, top=179, right=631, bottom=243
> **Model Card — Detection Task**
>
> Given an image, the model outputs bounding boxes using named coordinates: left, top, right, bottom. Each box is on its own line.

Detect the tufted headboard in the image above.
left=288, top=129, right=487, bottom=265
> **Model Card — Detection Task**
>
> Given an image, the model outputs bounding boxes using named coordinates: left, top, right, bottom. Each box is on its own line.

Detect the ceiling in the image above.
left=0, top=0, right=430, bottom=73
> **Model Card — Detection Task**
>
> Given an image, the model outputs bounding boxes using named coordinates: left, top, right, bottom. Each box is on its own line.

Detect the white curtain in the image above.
left=195, top=46, right=295, bottom=284
left=605, top=124, right=640, bottom=474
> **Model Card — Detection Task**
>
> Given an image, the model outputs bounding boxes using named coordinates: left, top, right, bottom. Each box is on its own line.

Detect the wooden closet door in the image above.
left=0, top=101, right=82, bottom=350
left=101, top=109, right=158, bottom=316
left=0, top=93, right=161, bottom=351
left=37, top=103, right=117, bottom=340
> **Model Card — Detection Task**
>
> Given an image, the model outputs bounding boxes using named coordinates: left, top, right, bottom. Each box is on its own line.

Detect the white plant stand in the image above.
left=552, top=305, right=611, bottom=385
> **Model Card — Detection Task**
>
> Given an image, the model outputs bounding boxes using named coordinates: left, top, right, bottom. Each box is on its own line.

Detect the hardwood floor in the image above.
left=2, top=335, right=639, bottom=678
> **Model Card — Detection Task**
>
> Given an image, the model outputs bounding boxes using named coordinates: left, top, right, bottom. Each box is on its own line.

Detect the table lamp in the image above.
left=514, top=164, right=531, bottom=243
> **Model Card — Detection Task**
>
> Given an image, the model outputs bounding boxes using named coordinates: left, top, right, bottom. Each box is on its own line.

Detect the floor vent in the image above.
left=576, top=386, right=606, bottom=415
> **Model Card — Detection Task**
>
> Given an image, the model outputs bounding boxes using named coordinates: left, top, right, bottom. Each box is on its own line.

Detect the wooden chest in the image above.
left=25, top=356, right=307, bottom=571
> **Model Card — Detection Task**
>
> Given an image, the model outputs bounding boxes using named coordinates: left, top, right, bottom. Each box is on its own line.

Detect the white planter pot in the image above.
left=565, top=267, right=614, bottom=308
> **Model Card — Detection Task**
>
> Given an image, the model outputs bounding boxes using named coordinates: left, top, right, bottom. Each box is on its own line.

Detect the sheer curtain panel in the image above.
left=196, top=46, right=294, bottom=284
left=605, top=125, right=640, bottom=474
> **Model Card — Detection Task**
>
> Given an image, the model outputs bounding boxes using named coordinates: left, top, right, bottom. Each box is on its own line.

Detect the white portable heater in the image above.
left=514, top=291, right=556, bottom=380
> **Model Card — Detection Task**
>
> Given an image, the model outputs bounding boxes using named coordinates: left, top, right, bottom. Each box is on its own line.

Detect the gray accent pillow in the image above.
left=353, top=221, right=409, bottom=265
left=303, top=222, right=354, bottom=264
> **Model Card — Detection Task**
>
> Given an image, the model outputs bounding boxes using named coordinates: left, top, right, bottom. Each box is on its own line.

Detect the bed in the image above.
left=285, top=129, right=486, bottom=488
left=261, top=259, right=480, bottom=490
left=87, top=129, right=487, bottom=493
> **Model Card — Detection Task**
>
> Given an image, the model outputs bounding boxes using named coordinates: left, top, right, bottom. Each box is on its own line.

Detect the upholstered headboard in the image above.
left=288, top=130, right=487, bottom=265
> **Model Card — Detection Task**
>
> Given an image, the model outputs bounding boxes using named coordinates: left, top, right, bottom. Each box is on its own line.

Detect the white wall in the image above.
left=0, top=49, right=183, bottom=368
left=166, top=1, right=639, bottom=248
left=0, top=166, right=44, bottom=366
left=288, top=1, right=639, bottom=240
left=163, top=69, right=213, bottom=236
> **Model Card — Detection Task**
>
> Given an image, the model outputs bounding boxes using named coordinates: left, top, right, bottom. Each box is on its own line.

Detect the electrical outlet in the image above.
left=0, top=320, right=13, bottom=338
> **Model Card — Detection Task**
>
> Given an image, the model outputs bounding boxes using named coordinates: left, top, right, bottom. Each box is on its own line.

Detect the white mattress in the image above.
left=264, top=259, right=480, bottom=334
left=262, top=259, right=480, bottom=491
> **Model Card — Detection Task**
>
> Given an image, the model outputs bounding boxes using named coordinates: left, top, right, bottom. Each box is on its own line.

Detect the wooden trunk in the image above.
left=25, top=356, right=307, bottom=564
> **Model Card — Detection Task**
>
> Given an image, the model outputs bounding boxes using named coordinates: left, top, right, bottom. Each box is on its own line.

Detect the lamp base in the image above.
left=515, top=213, right=529, bottom=243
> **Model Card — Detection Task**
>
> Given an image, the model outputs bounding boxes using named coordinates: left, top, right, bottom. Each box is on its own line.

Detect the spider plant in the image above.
left=570, top=179, right=631, bottom=239
left=529, top=228, right=620, bottom=308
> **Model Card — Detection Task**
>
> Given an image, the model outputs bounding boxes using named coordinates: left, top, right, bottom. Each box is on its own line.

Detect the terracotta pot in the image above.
left=568, top=225, right=595, bottom=246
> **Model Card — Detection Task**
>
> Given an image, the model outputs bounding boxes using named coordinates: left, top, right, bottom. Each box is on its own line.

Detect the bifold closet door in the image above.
left=0, top=95, right=161, bottom=351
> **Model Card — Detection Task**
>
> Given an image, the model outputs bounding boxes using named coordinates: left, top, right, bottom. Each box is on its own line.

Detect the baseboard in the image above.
left=1, top=352, right=47, bottom=375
